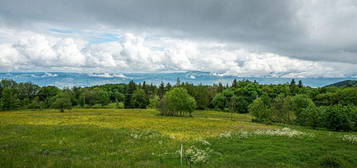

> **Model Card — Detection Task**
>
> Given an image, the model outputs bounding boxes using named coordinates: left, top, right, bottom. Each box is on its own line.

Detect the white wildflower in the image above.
left=199, top=139, right=211, bottom=145
left=253, top=127, right=306, bottom=137
left=342, top=135, right=357, bottom=144
left=185, top=146, right=211, bottom=163
left=130, top=133, right=140, bottom=139
left=236, top=131, right=250, bottom=139
left=219, top=132, right=232, bottom=138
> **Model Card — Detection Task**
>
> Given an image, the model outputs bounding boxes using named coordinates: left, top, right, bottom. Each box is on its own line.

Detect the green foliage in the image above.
left=289, top=94, right=316, bottom=116
left=314, top=92, right=338, bottom=106
left=148, top=96, right=160, bottom=109
left=212, top=81, right=262, bottom=113
left=212, top=93, right=227, bottom=111
left=187, top=85, right=210, bottom=110
left=271, top=95, right=296, bottom=123
left=234, top=96, right=250, bottom=113
left=125, top=80, right=136, bottom=108
left=113, top=91, right=125, bottom=102
left=249, top=97, right=272, bottom=122
left=158, top=82, right=165, bottom=99
left=296, top=105, right=322, bottom=128
left=321, top=105, right=353, bottom=131
left=51, top=92, right=72, bottom=112
left=130, top=89, right=149, bottom=108
left=314, top=87, right=357, bottom=106
left=336, top=87, right=357, bottom=106
left=97, top=89, right=110, bottom=106
left=0, top=88, right=19, bottom=110
left=27, top=96, right=45, bottom=109
left=229, top=95, right=240, bottom=113
left=79, top=88, right=109, bottom=107
left=38, top=86, right=60, bottom=108
left=159, top=88, right=197, bottom=116
left=116, top=102, right=125, bottom=109
left=319, top=155, right=344, bottom=168
left=0, top=79, right=356, bottom=132
left=16, top=82, right=40, bottom=100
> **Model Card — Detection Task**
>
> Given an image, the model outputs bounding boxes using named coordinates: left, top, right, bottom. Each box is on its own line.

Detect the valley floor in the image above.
left=0, top=109, right=356, bottom=167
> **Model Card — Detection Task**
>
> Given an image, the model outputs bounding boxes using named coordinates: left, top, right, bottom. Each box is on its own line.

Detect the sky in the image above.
left=0, top=0, right=356, bottom=78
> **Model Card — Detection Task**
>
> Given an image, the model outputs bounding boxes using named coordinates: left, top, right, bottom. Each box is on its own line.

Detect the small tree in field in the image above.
left=148, top=95, right=160, bottom=109
left=249, top=97, right=272, bottom=122
left=159, top=88, right=196, bottom=117
left=51, top=93, right=72, bottom=112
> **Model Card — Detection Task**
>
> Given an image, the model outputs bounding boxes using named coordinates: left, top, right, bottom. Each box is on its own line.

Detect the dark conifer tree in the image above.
left=176, top=78, right=181, bottom=86
left=166, top=83, right=172, bottom=91
left=125, top=80, right=136, bottom=108
left=298, top=80, right=303, bottom=88
left=158, top=82, right=165, bottom=99
left=290, top=79, right=296, bottom=86
left=232, top=79, right=238, bottom=88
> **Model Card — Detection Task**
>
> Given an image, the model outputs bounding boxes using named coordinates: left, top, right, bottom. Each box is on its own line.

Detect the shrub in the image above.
left=159, top=88, right=196, bottom=116
left=271, top=95, right=296, bottom=123
left=319, top=155, right=344, bottom=168
left=51, top=92, right=72, bottom=112
left=321, top=105, right=353, bottom=131
left=148, top=96, right=160, bottom=109
left=116, top=102, right=125, bottom=109
left=130, top=89, right=149, bottom=108
left=290, top=94, right=315, bottom=116
left=212, top=93, right=226, bottom=111
left=336, top=87, right=357, bottom=106
left=249, top=97, right=272, bottom=122
left=296, top=104, right=322, bottom=128
left=0, top=88, right=19, bottom=110
left=27, top=97, right=44, bottom=109
left=348, top=106, right=357, bottom=130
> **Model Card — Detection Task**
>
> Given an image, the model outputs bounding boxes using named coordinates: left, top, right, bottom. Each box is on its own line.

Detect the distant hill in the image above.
left=326, top=80, right=357, bottom=88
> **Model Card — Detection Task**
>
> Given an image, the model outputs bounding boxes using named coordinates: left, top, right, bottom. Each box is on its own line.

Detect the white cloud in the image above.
left=0, top=28, right=356, bottom=78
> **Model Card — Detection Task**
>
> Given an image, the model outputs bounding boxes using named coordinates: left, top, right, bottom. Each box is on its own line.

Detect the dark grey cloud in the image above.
left=0, top=0, right=357, bottom=64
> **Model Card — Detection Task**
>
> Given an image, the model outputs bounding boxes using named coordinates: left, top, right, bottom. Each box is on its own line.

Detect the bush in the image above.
left=290, top=94, right=315, bottom=116
left=116, top=102, right=125, bottom=109
left=249, top=98, right=272, bottom=122
left=212, top=93, right=226, bottom=111
left=348, top=106, right=357, bottom=131
left=336, top=87, right=357, bottom=106
left=27, top=97, right=44, bottom=109
left=130, top=89, right=149, bottom=109
left=271, top=95, right=296, bottom=123
left=148, top=96, right=159, bottom=109
left=319, top=155, right=344, bottom=168
left=51, top=92, right=72, bottom=112
left=321, top=105, right=353, bottom=131
left=296, top=104, right=322, bottom=128
left=159, top=88, right=196, bottom=116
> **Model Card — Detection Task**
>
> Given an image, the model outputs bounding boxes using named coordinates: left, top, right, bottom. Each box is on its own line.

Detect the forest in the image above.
left=0, top=79, right=356, bottom=131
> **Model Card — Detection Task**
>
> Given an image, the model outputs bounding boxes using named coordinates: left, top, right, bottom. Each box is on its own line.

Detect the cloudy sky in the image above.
left=0, top=0, right=356, bottom=77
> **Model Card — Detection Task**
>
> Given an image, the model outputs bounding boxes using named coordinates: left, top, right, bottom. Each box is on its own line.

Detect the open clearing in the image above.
left=0, top=109, right=356, bottom=168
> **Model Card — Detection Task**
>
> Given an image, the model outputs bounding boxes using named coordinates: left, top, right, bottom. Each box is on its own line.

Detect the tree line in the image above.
left=0, top=78, right=356, bottom=131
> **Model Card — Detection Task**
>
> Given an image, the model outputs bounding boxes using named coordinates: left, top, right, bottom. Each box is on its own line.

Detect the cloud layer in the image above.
left=0, top=29, right=355, bottom=78
left=0, top=0, right=356, bottom=77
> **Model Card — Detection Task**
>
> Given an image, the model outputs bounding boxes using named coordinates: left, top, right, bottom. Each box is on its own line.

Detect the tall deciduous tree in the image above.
left=131, top=89, right=149, bottom=108
left=159, top=88, right=196, bottom=116
left=51, top=92, right=72, bottom=112
left=1, top=88, right=19, bottom=110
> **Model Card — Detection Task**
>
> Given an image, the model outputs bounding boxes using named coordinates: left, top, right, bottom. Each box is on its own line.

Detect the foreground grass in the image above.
left=0, top=109, right=356, bottom=168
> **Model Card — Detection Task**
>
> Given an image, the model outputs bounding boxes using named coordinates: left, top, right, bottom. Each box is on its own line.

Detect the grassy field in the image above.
left=0, top=109, right=356, bottom=168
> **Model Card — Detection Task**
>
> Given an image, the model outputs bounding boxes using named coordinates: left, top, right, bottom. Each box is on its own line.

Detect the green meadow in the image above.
left=0, top=109, right=356, bottom=168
